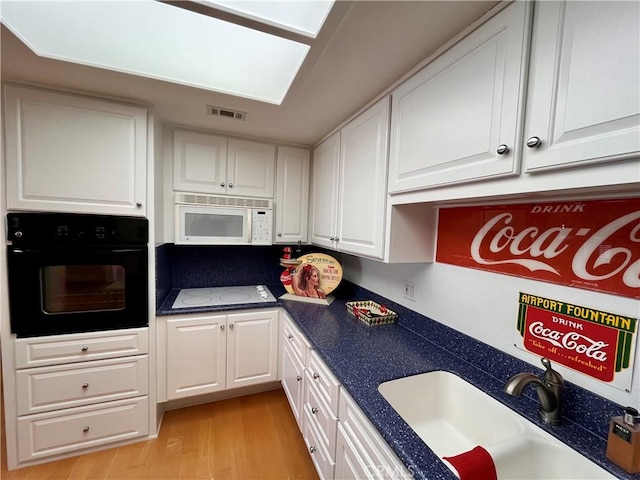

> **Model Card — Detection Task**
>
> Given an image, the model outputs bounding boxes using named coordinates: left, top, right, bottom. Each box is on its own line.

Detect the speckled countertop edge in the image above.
left=158, top=283, right=637, bottom=480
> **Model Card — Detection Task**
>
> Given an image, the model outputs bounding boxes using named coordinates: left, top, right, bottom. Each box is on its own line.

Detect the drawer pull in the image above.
left=311, top=407, right=318, bottom=415
left=220, top=325, right=225, bottom=331
left=296, top=375, right=302, bottom=382
left=82, top=383, right=89, bottom=389
left=312, top=372, right=320, bottom=380
left=81, top=346, right=89, bottom=352
left=287, top=334, right=293, bottom=340
left=229, top=323, right=234, bottom=330
left=82, top=426, right=90, bottom=433
left=309, top=445, right=316, bottom=454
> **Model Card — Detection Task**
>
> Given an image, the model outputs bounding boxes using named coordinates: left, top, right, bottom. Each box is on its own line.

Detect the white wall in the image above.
left=342, top=255, right=640, bottom=408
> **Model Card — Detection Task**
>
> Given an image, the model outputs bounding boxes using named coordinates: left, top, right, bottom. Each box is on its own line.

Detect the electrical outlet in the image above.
left=403, top=280, right=416, bottom=301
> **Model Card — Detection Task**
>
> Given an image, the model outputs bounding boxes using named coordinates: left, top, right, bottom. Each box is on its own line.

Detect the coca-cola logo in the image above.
left=528, top=321, right=608, bottom=361
left=470, top=209, right=640, bottom=289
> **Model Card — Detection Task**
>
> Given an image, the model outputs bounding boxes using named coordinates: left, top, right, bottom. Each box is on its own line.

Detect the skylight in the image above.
left=199, top=1, right=335, bottom=38
left=0, top=0, right=325, bottom=104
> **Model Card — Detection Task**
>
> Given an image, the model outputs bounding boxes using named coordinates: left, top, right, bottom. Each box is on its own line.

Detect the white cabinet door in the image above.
left=226, top=310, right=279, bottom=388
left=173, top=130, right=276, bottom=198
left=275, top=146, right=310, bottom=244
left=523, top=1, right=640, bottom=172
left=337, top=97, right=389, bottom=259
left=388, top=1, right=530, bottom=193
left=227, top=138, right=276, bottom=198
left=4, top=85, right=147, bottom=216
left=310, top=132, right=340, bottom=249
left=173, top=129, right=227, bottom=194
left=335, top=424, right=371, bottom=480
left=281, top=338, right=305, bottom=430
left=165, top=314, right=227, bottom=399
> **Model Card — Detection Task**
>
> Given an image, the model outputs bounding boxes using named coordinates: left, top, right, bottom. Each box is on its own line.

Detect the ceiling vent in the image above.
left=206, top=105, right=247, bottom=121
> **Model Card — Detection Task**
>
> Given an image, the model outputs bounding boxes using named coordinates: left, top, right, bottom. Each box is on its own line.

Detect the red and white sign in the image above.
left=516, top=293, right=637, bottom=389
left=436, top=198, right=640, bottom=299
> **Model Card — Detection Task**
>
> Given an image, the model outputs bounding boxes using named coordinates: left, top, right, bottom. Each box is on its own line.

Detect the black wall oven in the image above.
left=7, top=212, right=148, bottom=338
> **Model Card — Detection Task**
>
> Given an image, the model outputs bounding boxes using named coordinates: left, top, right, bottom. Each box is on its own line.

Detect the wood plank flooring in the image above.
left=1, top=389, right=319, bottom=480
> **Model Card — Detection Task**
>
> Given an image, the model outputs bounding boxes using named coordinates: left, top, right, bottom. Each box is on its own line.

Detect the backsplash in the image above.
left=155, top=243, right=343, bottom=308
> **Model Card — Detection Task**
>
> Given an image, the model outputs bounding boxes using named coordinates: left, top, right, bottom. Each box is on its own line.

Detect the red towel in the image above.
left=443, top=446, right=497, bottom=480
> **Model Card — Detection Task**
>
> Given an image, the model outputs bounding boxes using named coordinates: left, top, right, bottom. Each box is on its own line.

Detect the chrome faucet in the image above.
left=504, top=357, right=564, bottom=425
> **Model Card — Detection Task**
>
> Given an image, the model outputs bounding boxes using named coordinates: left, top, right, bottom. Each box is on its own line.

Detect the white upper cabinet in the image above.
left=310, top=97, right=390, bottom=259
left=310, top=132, right=341, bottom=250
left=523, top=1, right=640, bottom=172
left=275, top=146, right=310, bottom=244
left=4, top=84, right=148, bottom=216
left=336, top=97, right=390, bottom=259
left=173, top=129, right=228, bottom=195
left=173, top=129, right=276, bottom=198
left=388, top=1, right=531, bottom=193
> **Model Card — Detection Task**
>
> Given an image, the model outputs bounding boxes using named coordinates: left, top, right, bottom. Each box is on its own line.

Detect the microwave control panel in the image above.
left=251, top=209, right=273, bottom=245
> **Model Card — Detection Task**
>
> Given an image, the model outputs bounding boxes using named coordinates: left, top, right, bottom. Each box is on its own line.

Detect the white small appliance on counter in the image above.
left=171, top=285, right=276, bottom=309
left=175, top=193, right=272, bottom=245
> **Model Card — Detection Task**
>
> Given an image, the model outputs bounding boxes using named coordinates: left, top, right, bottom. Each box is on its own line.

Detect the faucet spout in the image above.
left=503, top=358, right=563, bottom=425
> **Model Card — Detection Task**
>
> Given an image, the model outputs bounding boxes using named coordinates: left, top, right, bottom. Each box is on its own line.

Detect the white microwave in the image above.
left=175, top=193, right=273, bottom=245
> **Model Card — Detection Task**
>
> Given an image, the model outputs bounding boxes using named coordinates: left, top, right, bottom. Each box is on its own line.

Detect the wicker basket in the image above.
left=346, top=300, right=398, bottom=326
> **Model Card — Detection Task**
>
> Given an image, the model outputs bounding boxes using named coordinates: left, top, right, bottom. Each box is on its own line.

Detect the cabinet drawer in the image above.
left=17, top=396, right=149, bottom=463
left=283, top=314, right=310, bottom=364
left=16, top=355, right=149, bottom=415
left=14, top=328, right=149, bottom=368
left=303, top=409, right=335, bottom=480
left=305, top=369, right=338, bottom=459
left=307, top=350, right=340, bottom=416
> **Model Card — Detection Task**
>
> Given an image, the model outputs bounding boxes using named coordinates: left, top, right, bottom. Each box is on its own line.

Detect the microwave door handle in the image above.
left=246, top=210, right=252, bottom=244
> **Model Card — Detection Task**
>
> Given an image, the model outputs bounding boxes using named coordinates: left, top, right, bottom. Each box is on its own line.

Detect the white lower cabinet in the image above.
left=17, top=397, right=149, bottom=463
left=337, top=388, right=411, bottom=480
left=165, top=309, right=279, bottom=400
left=281, top=314, right=408, bottom=479
left=12, top=329, right=150, bottom=466
left=281, top=314, right=310, bottom=430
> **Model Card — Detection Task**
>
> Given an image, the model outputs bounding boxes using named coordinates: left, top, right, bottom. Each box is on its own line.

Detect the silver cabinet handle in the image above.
left=82, top=383, right=89, bottom=389
left=296, top=375, right=302, bottom=382
left=228, top=182, right=234, bottom=188
left=309, top=446, right=317, bottom=454
left=526, top=136, right=542, bottom=148
left=220, top=182, right=225, bottom=187
left=335, top=237, right=339, bottom=242
left=329, top=237, right=335, bottom=241
left=81, top=346, right=89, bottom=352
left=136, top=201, right=143, bottom=207
left=311, top=407, right=318, bottom=414
left=312, top=372, right=320, bottom=380
left=229, top=323, right=234, bottom=329
left=496, top=144, right=509, bottom=155
left=220, top=325, right=225, bottom=330
left=287, top=334, right=293, bottom=340
left=83, top=426, right=90, bottom=433
left=277, top=233, right=282, bottom=237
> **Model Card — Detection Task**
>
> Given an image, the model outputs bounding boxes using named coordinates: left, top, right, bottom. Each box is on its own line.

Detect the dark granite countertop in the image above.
left=158, top=282, right=635, bottom=480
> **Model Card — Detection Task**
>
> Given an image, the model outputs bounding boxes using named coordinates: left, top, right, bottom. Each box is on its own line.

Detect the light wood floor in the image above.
left=1, top=389, right=319, bottom=480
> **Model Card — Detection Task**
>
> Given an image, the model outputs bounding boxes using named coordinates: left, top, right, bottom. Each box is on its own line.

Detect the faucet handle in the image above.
left=541, top=358, right=563, bottom=385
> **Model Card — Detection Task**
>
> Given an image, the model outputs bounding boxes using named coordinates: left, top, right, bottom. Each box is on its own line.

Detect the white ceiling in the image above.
left=0, top=1, right=500, bottom=146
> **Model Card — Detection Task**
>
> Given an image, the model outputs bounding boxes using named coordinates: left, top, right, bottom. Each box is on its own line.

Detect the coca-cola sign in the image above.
left=436, top=198, right=640, bottom=298
left=516, top=293, right=637, bottom=388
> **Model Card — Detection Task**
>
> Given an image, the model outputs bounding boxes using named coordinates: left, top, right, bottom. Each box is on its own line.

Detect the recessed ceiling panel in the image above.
left=199, top=0, right=334, bottom=38
left=0, top=0, right=310, bottom=104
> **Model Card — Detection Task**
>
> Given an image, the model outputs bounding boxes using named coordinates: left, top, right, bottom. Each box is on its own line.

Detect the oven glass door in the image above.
left=176, top=205, right=250, bottom=244
left=7, top=246, right=148, bottom=337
